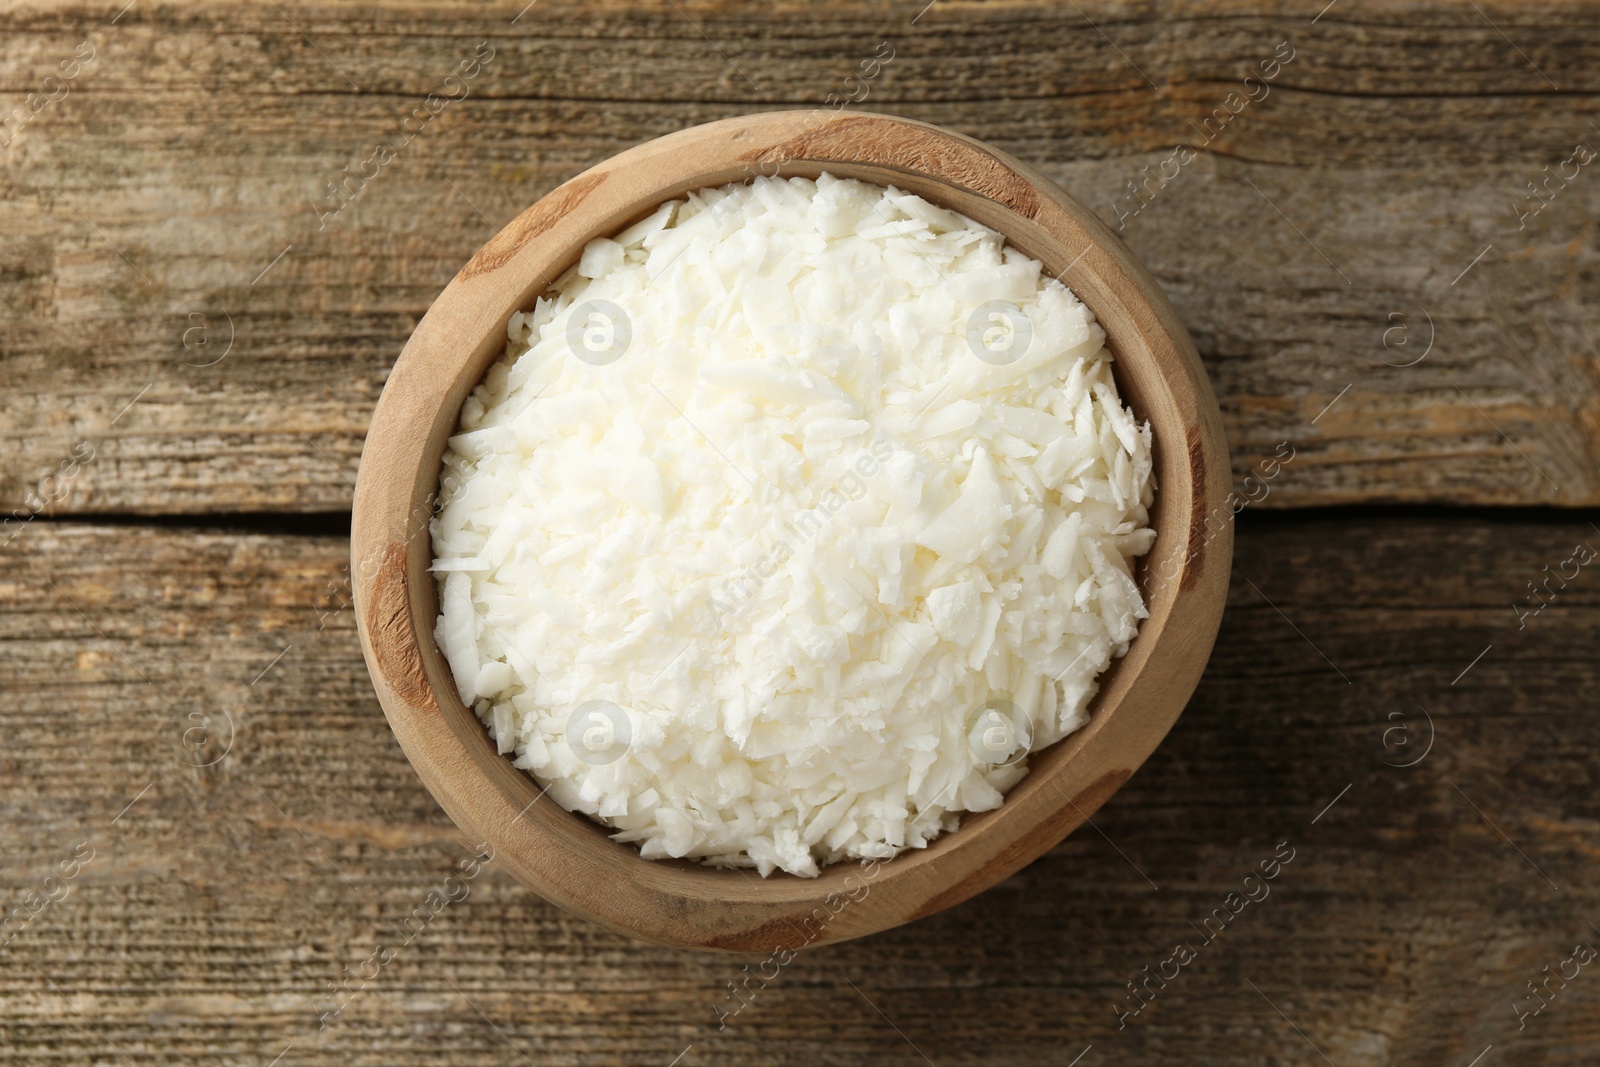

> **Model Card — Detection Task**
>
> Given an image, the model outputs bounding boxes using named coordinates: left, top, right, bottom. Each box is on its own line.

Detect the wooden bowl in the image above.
left=352, top=110, right=1231, bottom=951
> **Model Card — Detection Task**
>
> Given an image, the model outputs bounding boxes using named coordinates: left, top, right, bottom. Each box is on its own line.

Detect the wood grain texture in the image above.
left=3, top=512, right=1598, bottom=1064
left=3, top=1, right=1598, bottom=1062
left=2, top=0, right=1599, bottom=514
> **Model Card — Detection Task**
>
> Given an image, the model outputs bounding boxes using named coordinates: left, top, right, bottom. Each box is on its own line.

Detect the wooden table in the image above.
left=3, top=1, right=1597, bottom=1063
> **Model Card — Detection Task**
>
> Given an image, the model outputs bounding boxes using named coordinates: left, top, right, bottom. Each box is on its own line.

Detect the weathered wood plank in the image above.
left=1, top=1, right=1599, bottom=514
left=2, top=512, right=1597, bottom=1064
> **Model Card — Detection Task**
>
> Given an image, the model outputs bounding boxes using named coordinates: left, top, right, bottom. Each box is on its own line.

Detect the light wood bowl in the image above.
left=352, top=110, right=1231, bottom=951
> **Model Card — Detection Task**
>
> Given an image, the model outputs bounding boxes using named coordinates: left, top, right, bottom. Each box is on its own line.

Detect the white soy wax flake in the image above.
left=432, top=173, right=1156, bottom=878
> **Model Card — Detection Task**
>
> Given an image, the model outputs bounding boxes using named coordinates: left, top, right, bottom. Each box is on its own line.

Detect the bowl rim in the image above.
left=351, top=109, right=1232, bottom=951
